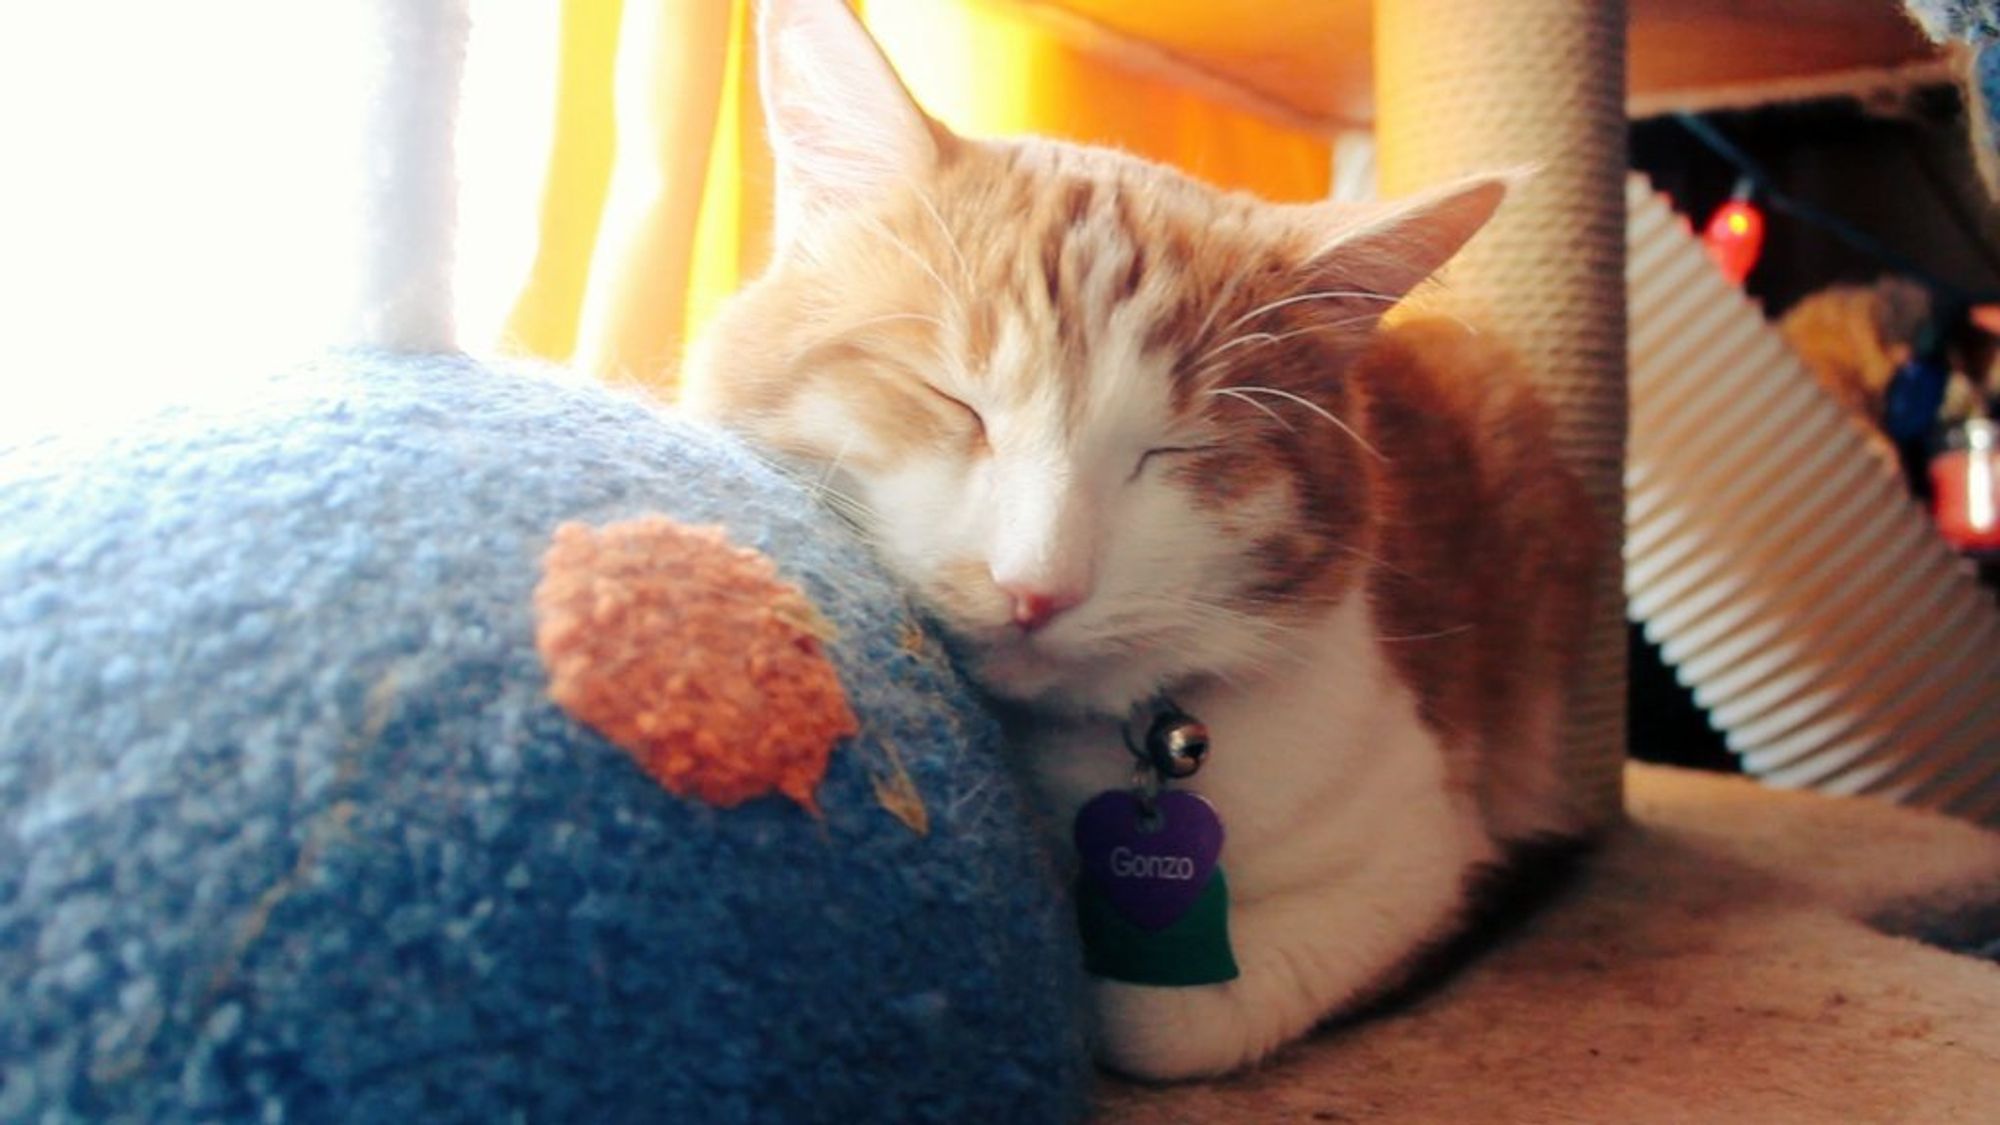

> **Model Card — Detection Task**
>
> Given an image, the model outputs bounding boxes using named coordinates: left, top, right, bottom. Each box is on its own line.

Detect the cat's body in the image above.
left=683, top=0, right=1597, bottom=1079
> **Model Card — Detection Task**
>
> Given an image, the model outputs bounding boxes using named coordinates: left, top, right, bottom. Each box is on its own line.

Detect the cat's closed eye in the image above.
left=922, top=384, right=987, bottom=446
left=1131, top=445, right=1211, bottom=481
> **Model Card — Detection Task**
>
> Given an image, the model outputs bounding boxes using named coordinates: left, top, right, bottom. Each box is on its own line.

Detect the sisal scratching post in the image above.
left=1374, top=0, right=1630, bottom=828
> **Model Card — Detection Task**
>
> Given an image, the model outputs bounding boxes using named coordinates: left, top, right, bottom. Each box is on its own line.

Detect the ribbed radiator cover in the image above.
left=1626, top=177, right=2000, bottom=823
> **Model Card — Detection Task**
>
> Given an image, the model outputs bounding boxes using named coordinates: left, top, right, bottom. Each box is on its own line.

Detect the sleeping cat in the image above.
left=683, top=0, right=1598, bottom=1080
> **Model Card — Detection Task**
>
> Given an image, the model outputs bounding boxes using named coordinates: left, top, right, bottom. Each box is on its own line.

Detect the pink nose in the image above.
left=999, top=585, right=1084, bottom=632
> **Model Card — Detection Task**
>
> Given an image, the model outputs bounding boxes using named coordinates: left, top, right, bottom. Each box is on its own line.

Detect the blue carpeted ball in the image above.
left=0, top=352, right=1087, bottom=1123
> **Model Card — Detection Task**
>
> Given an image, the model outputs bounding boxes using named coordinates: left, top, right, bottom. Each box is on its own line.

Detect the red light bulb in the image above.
left=1703, top=199, right=1765, bottom=285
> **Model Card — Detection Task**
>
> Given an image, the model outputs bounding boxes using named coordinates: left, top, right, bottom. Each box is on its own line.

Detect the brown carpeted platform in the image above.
left=1095, top=763, right=2000, bottom=1123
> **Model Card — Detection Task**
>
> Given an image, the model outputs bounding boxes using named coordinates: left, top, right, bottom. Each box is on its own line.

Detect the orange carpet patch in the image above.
left=534, top=517, right=857, bottom=811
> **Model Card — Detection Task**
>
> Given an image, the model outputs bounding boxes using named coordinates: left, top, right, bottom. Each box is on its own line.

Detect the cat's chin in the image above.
left=956, top=637, right=1170, bottom=719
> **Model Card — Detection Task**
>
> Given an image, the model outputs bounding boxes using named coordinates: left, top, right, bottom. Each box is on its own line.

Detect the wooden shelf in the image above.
left=996, top=0, right=1944, bottom=128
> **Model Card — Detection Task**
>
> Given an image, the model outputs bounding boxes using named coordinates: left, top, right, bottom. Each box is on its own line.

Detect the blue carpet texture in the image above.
left=1905, top=2, right=2000, bottom=195
left=0, top=352, right=1086, bottom=1123
left=1906, top=0, right=2000, bottom=41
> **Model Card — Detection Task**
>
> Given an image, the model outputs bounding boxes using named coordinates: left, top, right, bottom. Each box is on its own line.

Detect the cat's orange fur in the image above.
left=684, top=0, right=1598, bottom=1078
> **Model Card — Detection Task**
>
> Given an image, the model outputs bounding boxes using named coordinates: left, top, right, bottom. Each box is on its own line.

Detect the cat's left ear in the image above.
left=1298, top=172, right=1516, bottom=307
left=759, top=0, right=952, bottom=246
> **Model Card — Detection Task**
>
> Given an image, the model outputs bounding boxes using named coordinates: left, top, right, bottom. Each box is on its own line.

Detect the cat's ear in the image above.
left=1298, top=172, right=1516, bottom=307
left=759, top=0, right=948, bottom=244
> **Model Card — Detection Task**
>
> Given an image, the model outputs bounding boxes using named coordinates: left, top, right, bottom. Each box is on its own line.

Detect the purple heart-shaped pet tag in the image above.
left=1073, top=790, right=1225, bottom=931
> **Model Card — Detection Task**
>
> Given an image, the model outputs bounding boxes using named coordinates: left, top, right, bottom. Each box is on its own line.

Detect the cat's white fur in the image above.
left=1027, top=595, right=1503, bottom=1077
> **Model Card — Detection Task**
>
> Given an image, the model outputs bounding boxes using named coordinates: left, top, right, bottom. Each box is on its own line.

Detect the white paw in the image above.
left=1089, top=976, right=1285, bottom=1081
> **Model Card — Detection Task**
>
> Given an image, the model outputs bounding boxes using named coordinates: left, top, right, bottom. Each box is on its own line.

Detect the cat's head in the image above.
left=684, top=0, right=1507, bottom=716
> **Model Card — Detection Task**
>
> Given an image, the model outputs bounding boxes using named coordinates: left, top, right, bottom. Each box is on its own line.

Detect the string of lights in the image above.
left=1674, top=110, right=2000, bottom=306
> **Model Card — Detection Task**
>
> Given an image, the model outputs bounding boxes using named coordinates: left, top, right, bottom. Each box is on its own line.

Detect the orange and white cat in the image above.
left=684, top=0, right=1598, bottom=1080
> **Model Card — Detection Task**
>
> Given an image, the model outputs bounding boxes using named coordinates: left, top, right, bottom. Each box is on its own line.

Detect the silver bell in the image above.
left=1146, top=711, right=1210, bottom=779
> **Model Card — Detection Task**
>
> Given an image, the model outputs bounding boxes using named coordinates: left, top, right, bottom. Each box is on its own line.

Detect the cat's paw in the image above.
left=1083, top=895, right=1397, bottom=1081
left=1090, top=976, right=1293, bottom=1082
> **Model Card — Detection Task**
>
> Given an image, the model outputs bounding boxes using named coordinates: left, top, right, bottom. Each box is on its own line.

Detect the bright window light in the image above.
left=0, top=1, right=561, bottom=443
left=0, top=4, right=376, bottom=440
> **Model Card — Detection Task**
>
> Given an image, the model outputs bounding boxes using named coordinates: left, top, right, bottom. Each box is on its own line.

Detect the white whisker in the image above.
left=1327, top=541, right=1415, bottom=581
left=1074, top=592, right=1309, bottom=674
left=942, top=775, right=992, bottom=818
left=912, top=191, right=971, bottom=284
left=1193, top=314, right=1380, bottom=368
left=1191, top=272, right=1251, bottom=356
left=843, top=311, right=946, bottom=335
left=1197, top=331, right=1281, bottom=366
left=856, top=215, right=963, bottom=317
left=1203, top=385, right=1386, bottom=462
left=1220, top=289, right=1395, bottom=335
left=751, top=447, right=886, bottom=543
left=1376, top=625, right=1475, bottom=643
left=816, top=428, right=858, bottom=494
left=1206, top=387, right=1296, bottom=433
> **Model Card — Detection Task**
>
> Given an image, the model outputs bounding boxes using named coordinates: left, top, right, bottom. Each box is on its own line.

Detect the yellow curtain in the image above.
left=499, top=0, right=1330, bottom=395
